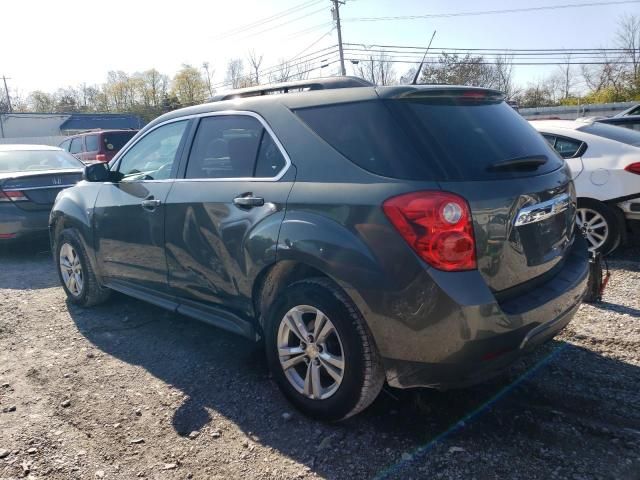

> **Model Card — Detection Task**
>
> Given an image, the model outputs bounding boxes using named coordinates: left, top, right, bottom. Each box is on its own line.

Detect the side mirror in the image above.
left=83, top=162, right=111, bottom=182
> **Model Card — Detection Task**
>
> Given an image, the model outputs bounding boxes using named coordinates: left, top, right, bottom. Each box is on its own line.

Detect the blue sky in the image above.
left=1, top=0, right=637, bottom=94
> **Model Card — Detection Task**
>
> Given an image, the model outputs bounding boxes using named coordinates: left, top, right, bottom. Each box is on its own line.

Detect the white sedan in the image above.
left=530, top=119, right=640, bottom=253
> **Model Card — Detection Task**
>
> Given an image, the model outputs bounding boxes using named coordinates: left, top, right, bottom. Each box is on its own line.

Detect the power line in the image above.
left=248, top=46, right=338, bottom=79
left=345, top=57, right=638, bottom=66
left=343, top=43, right=637, bottom=53
left=343, top=0, right=640, bottom=22
left=214, top=0, right=324, bottom=39
left=290, top=27, right=336, bottom=61
left=234, top=6, right=328, bottom=41
left=342, top=48, right=636, bottom=60
left=284, top=21, right=334, bottom=40
left=213, top=57, right=340, bottom=90
left=210, top=46, right=339, bottom=89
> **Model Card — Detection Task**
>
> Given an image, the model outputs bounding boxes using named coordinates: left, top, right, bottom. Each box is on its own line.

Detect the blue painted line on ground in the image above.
left=374, top=342, right=570, bottom=480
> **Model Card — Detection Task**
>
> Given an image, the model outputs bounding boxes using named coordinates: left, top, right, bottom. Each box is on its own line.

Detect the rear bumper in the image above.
left=384, top=301, right=579, bottom=389
left=374, top=236, right=589, bottom=389
left=0, top=206, right=50, bottom=241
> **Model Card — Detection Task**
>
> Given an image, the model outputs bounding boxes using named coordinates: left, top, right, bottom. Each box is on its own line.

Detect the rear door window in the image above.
left=295, top=98, right=563, bottom=181
left=69, top=137, right=83, bottom=154
left=85, top=135, right=99, bottom=152
left=185, top=115, right=286, bottom=179
left=255, top=131, right=287, bottom=177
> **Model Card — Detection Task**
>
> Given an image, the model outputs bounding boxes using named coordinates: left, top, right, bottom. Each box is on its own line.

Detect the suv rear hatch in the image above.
left=295, top=87, right=576, bottom=293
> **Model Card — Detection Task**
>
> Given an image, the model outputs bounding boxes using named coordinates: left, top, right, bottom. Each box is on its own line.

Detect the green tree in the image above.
left=171, top=64, right=207, bottom=106
left=420, top=53, right=496, bottom=88
left=516, top=81, right=554, bottom=108
left=27, top=90, right=57, bottom=112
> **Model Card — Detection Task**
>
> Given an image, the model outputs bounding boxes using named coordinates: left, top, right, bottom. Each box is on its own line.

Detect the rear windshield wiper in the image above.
left=486, top=155, right=548, bottom=172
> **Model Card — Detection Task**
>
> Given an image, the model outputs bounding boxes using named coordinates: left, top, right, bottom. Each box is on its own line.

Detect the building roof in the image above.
left=60, top=113, right=143, bottom=131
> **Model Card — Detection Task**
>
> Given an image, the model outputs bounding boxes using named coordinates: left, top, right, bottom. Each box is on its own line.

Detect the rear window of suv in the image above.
left=102, top=131, right=136, bottom=151
left=295, top=98, right=564, bottom=181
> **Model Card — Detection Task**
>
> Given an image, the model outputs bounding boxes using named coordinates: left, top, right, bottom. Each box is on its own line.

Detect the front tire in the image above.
left=55, top=229, right=110, bottom=307
left=265, top=277, right=385, bottom=421
left=576, top=199, right=621, bottom=255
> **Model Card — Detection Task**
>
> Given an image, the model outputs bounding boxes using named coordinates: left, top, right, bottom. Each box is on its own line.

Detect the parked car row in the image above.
left=1, top=78, right=638, bottom=420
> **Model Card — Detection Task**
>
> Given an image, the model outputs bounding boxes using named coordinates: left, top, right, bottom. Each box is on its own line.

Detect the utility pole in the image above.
left=2, top=76, right=12, bottom=113
left=331, top=0, right=346, bottom=76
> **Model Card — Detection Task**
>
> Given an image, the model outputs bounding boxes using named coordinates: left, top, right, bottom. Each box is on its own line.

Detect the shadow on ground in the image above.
left=67, top=287, right=640, bottom=479
left=0, top=238, right=58, bottom=290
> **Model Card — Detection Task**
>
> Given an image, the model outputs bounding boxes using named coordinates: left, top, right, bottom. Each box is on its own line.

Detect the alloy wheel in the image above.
left=277, top=305, right=345, bottom=400
left=59, top=243, right=84, bottom=297
left=576, top=207, right=609, bottom=252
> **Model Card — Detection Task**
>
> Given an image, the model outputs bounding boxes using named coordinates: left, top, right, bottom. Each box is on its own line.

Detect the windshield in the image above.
left=0, top=150, right=83, bottom=173
left=103, top=131, right=137, bottom=151
left=579, top=122, right=640, bottom=146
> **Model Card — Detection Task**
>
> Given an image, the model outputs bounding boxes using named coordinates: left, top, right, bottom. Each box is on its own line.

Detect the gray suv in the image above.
left=50, top=77, right=589, bottom=420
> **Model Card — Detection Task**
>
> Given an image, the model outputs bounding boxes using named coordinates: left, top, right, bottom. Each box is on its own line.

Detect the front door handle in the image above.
left=141, top=197, right=162, bottom=211
left=233, top=194, right=264, bottom=208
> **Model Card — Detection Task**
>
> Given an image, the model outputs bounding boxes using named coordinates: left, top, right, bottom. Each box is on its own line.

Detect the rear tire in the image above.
left=55, top=229, right=110, bottom=307
left=576, top=199, right=621, bottom=255
left=265, top=277, right=384, bottom=421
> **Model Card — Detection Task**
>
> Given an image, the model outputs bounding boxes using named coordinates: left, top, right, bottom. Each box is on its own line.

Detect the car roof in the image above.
left=67, top=129, right=138, bottom=137
left=0, top=144, right=63, bottom=151
left=144, top=83, right=504, bottom=132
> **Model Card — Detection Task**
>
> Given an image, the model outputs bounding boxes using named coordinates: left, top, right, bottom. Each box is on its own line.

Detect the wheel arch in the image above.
left=49, top=188, right=102, bottom=281
left=253, top=260, right=333, bottom=332
left=252, top=259, right=373, bottom=338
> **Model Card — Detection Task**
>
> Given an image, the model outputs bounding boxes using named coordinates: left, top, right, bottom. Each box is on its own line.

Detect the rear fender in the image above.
left=278, top=210, right=385, bottom=282
left=273, top=210, right=391, bottom=328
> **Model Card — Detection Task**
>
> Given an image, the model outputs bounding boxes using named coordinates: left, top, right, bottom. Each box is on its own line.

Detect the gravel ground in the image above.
left=0, top=239, right=639, bottom=480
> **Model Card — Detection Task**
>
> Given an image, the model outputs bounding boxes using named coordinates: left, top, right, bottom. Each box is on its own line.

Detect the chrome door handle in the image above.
left=141, top=198, right=161, bottom=210
left=233, top=194, right=264, bottom=208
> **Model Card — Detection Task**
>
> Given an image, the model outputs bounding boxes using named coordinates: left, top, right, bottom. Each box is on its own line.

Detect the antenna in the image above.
left=411, top=30, right=437, bottom=85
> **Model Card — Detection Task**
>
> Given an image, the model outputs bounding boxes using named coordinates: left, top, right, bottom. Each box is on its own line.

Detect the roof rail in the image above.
left=209, top=76, right=374, bottom=102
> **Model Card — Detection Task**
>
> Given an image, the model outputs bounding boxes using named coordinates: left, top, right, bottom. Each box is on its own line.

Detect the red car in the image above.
left=59, top=130, right=138, bottom=163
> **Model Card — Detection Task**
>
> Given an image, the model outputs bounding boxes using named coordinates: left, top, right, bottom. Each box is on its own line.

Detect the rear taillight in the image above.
left=95, top=154, right=107, bottom=162
left=383, top=191, right=477, bottom=271
left=625, top=162, right=640, bottom=175
left=0, top=190, right=28, bottom=202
